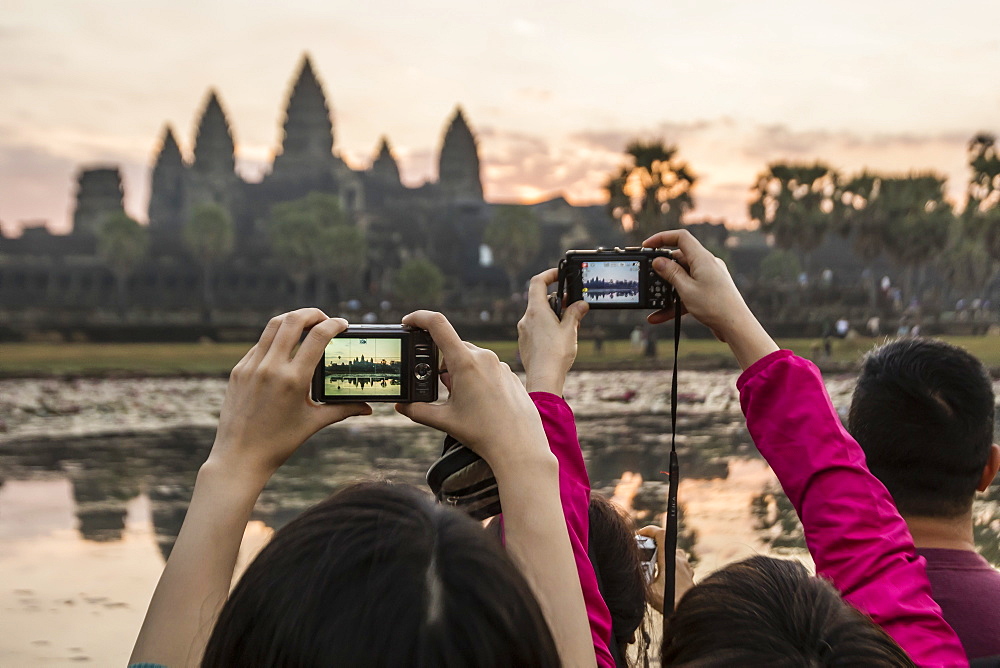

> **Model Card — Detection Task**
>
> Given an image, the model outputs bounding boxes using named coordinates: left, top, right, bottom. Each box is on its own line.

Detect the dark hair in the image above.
left=588, top=495, right=648, bottom=661
left=662, top=556, right=914, bottom=666
left=485, top=496, right=648, bottom=665
left=202, top=482, right=559, bottom=667
left=848, top=337, right=995, bottom=517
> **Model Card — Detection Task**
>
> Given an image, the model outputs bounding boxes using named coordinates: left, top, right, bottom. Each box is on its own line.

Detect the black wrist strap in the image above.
left=661, top=288, right=682, bottom=653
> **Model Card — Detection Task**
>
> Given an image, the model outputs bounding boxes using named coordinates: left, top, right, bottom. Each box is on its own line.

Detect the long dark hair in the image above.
left=662, top=556, right=914, bottom=666
left=202, top=482, right=559, bottom=667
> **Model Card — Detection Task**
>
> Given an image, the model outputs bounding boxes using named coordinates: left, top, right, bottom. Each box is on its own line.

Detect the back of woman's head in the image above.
left=588, top=495, right=647, bottom=655
left=662, top=556, right=913, bottom=667
left=202, top=482, right=559, bottom=668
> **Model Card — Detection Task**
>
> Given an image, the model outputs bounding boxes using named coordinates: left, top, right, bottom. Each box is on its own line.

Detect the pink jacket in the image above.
left=738, top=351, right=967, bottom=667
left=531, top=392, right=616, bottom=668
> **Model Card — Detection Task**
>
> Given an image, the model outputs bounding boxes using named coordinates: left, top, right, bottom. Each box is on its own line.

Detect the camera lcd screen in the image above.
left=581, top=260, right=641, bottom=304
left=322, top=337, right=403, bottom=398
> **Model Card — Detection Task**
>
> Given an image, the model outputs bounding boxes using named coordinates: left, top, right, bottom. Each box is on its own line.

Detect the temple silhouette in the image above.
left=0, top=54, right=618, bottom=334
left=2, top=54, right=966, bottom=340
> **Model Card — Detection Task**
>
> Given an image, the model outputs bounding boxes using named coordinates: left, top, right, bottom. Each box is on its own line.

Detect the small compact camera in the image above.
left=311, top=325, right=438, bottom=403
left=557, top=247, right=675, bottom=310
left=636, top=534, right=658, bottom=583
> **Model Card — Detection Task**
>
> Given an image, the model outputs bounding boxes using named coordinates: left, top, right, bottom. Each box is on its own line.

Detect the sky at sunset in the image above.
left=2, top=0, right=999, bottom=236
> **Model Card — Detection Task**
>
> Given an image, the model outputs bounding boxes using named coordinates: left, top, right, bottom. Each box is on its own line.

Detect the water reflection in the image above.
left=1, top=418, right=734, bottom=560
left=750, top=483, right=806, bottom=552
left=1, top=371, right=997, bottom=570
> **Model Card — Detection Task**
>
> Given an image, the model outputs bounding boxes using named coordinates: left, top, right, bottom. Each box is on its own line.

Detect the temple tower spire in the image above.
left=438, top=106, right=483, bottom=201
left=72, top=167, right=125, bottom=237
left=370, top=136, right=401, bottom=185
left=274, top=54, right=335, bottom=171
left=189, top=90, right=238, bottom=209
left=191, top=90, right=235, bottom=177
left=148, top=124, right=188, bottom=251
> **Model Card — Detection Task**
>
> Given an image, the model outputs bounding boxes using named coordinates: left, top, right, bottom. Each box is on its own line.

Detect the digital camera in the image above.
left=311, top=325, right=438, bottom=403
left=558, top=247, right=675, bottom=310
left=636, top=534, right=658, bottom=583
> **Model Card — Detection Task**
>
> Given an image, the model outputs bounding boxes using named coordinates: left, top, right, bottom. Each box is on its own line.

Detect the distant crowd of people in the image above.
left=127, top=230, right=998, bottom=667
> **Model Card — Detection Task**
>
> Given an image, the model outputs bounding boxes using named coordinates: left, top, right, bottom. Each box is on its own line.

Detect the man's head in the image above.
left=848, top=338, right=998, bottom=518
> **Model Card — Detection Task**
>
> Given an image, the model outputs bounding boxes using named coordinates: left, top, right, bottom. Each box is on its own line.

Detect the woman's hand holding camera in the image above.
left=518, top=268, right=589, bottom=396
left=643, top=229, right=778, bottom=370
left=394, top=310, right=553, bottom=475
left=637, top=525, right=696, bottom=613
left=395, top=310, right=595, bottom=667
left=208, top=307, right=371, bottom=487
left=132, top=309, right=372, bottom=668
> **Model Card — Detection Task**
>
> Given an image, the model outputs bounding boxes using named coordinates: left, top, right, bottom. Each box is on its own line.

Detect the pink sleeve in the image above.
left=737, top=351, right=967, bottom=667
left=530, top=392, right=615, bottom=668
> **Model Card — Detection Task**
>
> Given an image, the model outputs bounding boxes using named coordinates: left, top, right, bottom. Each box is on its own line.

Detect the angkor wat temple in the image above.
left=5, top=55, right=975, bottom=341
left=0, top=55, right=619, bottom=337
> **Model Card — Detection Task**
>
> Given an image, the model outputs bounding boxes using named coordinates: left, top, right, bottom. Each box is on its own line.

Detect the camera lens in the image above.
left=414, top=362, right=432, bottom=381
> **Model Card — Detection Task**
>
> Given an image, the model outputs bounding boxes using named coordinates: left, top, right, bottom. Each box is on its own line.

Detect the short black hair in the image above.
left=848, top=338, right=995, bottom=517
left=662, top=556, right=913, bottom=666
left=202, top=482, right=559, bottom=667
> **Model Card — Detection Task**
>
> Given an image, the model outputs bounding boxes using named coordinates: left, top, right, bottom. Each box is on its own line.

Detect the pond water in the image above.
left=1, top=370, right=998, bottom=666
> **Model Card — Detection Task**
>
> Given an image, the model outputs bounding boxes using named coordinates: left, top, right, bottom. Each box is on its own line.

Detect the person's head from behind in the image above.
left=588, top=494, right=648, bottom=661
left=848, top=337, right=999, bottom=518
left=202, top=482, right=559, bottom=668
left=662, top=556, right=913, bottom=666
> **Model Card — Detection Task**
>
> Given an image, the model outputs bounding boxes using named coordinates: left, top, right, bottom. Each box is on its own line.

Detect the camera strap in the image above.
left=551, top=258, right=567, bottom=317
left=661, top=287, right=682, bottom=647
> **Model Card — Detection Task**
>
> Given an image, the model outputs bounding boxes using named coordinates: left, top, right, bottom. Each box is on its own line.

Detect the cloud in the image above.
left=514, top=87, right=552, bottom=103
left=466, top=119, right=976, bottom=225
left=473, top=128, right=621, bottom=204
left=569, top=120, right=717, bottom=153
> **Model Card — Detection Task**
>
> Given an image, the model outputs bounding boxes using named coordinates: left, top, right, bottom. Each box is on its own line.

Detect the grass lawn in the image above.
left=2, top=335, right=998, bottom=376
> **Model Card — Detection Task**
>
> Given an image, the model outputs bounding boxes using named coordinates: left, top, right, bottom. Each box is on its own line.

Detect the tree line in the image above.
left=96, top=132, right=1000, bottom=320
left=606, top=135, right=1000, bottom=307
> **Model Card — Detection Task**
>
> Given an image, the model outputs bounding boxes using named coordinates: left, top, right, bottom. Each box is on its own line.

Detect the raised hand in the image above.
left=395, top=309, right=596, bottom=666
left=131, top=308, right=371, bottom=668
left=517, top=268, right=589, bottom=395
left=642, top=229, right=778, bottom=370
left=210, top=308, right=371, bottom=483
left=394, top=310, right=549, bottom=474
left=637, top=525, right=696, bottom=613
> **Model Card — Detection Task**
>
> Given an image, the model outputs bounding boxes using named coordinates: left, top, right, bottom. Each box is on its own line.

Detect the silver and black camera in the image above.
left=557, top=247, right=675, bottom=310
left=636, top=534, right=658, bottom=583
left=311, top=324, right=438, bottom=403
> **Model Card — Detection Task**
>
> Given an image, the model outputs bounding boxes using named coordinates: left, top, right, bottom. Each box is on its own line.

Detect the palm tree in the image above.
left=606, top=141, right=696, bottom=243
left=937, top=216, right=992, bottom=301
left=966, top=133, right=1000, bottom=215
left=878, top=174, right=954, bottom=302
left=97, top=212, right=150, bottom=318
left=748, top=162, right=838, bottom=275
left=484, top=205, right=541, bottom=294
left=836, top=172, right=889, bottom=309
left=183, top=202, right=234, bottom=322
left=964, top=134, right=1000, bottom=291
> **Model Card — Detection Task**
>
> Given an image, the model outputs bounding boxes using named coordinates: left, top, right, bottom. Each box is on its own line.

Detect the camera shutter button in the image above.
left=414, top=362, right=432, bottom=381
